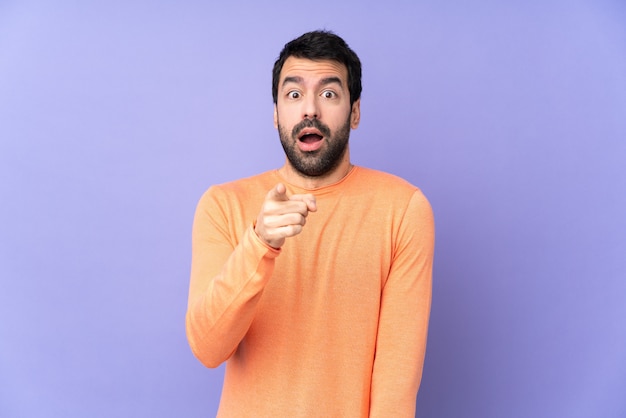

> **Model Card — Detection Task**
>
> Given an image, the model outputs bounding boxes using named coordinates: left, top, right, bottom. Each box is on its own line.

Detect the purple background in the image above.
left=1, top=1, right=625, bottom=417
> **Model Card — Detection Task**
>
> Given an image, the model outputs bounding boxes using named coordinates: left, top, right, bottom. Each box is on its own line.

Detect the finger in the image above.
left=274, top=224, right=304, bottom=239
left=266, top=183, right=289, bottom=202
left=264, top=199, right=309, bottom=217
left=290, top=194, right=317, bottom=212
left=259, top=220, right=304, bottom=247
left=263, top=213, right=306, bottom=229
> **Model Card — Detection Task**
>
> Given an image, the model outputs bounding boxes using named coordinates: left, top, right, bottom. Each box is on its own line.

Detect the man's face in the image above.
left=274, top=57, right=360, bottom=178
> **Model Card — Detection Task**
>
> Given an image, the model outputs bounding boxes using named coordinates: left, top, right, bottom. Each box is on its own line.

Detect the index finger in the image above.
left=266, top=183, right=289, bottom=202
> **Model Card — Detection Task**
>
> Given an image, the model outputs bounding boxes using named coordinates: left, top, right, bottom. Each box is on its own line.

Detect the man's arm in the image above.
left=369, top=190, right=435, bottom=417
left=185, top=183, right=316, bottom=368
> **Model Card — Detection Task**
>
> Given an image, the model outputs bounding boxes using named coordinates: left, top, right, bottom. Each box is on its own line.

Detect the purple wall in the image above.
left=1, top=1, right=625, bottom=417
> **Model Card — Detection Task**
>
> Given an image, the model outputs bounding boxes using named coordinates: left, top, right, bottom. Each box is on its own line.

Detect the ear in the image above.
left=350, top=99, right=361, bottom=129
left=273, top=104, right=278, bottom=129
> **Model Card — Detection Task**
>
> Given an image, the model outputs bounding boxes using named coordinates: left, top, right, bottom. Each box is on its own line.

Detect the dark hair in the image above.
left=272, top=30, right=362, bottom=106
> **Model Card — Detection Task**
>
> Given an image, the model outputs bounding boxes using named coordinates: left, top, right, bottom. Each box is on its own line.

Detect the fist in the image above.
left=254, top=183, right=317, bottom=249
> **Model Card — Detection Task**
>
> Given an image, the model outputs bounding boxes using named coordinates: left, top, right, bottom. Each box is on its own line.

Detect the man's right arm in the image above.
left=185, top=184, right=315, bottom=368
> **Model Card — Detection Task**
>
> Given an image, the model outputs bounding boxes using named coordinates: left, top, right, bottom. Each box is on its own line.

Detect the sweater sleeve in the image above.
left=369, top=190, right=435, bottom=417
left=185, top=187, right=280, bottom=368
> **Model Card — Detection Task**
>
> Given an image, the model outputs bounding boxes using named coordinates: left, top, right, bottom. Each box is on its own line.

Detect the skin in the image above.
left=254, top=57, right=361, bottom=248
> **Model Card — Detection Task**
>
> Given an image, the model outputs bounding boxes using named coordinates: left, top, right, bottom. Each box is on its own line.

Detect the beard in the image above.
left=278, top=115, right=351, bottom=178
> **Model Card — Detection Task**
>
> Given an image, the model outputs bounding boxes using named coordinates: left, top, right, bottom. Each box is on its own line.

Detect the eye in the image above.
left=321, top=90, right=337, bottom=99
left=287, top=90, right=301, bottom=99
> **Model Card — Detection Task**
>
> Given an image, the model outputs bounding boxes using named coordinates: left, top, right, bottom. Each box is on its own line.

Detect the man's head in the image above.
left=272, top=30, right=362, bottom=107
left=272, top=31, right=362, bottom=179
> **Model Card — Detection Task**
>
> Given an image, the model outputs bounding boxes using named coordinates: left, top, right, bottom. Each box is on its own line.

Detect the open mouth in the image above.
left=298, top=127, right=324, bottom=142
left=297, top=128, right=324, bottom=151
left=299, top=133, right=323, bottom=143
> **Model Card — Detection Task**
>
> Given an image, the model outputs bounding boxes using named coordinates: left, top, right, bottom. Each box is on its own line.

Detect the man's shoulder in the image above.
left=208, top=171, right=276, bottom=194
left=198, top=171, right=277, bottom=207
left=351, top=167, right=433, bottom=228
left=352, top=166, right=419, bottom=195
left=350, top=166, right=431, bottom=214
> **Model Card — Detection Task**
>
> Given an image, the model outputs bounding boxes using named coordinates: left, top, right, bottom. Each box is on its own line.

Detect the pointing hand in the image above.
left=254, top=183, right=317, bottom=249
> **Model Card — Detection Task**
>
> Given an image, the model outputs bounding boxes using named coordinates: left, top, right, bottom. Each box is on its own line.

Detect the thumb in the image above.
left=266, top=183, right=289, bottom=201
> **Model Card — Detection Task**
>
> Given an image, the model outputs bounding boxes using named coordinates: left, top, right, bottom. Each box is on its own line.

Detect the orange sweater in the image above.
left=186, top=166, right=434, bottom=417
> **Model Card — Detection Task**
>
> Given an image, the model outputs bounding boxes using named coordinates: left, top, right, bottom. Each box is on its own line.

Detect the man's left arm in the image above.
left=369, top=190, right=435, bottom=417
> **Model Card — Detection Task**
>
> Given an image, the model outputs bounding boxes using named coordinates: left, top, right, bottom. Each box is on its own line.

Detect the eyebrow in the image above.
left=281, top=76, right=344, bottom=89
left=320, top=76, right=343, bottom=87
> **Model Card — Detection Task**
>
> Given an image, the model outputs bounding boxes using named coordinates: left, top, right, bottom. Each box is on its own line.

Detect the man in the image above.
left=186, top=30, right=434, bottom=417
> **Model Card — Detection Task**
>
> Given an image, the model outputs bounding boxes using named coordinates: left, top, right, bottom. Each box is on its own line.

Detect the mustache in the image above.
left=292, top=118, right=331, bottom=139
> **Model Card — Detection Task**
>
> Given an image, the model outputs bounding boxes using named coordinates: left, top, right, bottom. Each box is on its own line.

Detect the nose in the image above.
left=302, top=95, right=319, bottom=119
